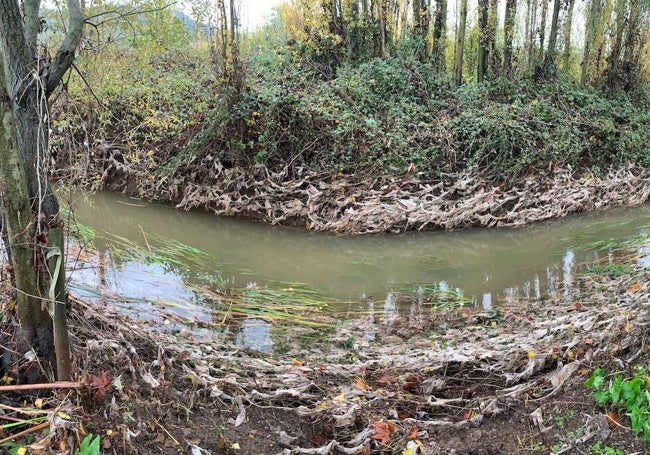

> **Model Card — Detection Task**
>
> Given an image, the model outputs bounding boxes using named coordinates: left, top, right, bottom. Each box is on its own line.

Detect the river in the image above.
left=62, top=190, right=650, bottom=348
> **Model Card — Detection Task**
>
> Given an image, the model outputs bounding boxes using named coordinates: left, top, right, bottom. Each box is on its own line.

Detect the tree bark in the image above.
left=477, top=0, right=489, bottom=82
left=542, top=0, right=562, bottom=76
left=502, top=0, right=517, bottom=76
left=561, top=0, right=575, bottom=72
left=432, top=0, right=448, bottom=74
left=454, top=0, right=468, bottom=85
left=0, top=0, right=83, bottom=383
left=0, top=85, right=54, bottom=382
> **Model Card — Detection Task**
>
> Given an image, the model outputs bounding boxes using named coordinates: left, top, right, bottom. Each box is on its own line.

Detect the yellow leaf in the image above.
left=56, top=411, right=72, bottom=420
left=106, top=429, right=113, bottom=436
left=2, top=374, right=14, bottom=385
left=528, top=351, right=536, bottom=360
left=290, top=358, right=304, bottom=366
left=316, top=400, right=330, bottom=410
left=17, top=448, right=27, bottom=455
left=335, top=394, right=345, bottom=403
left=34, top=398, right=43, bottom=409
left=402, top=449, right=415, bottom=455
left=231, top=442, right=240, bottom=450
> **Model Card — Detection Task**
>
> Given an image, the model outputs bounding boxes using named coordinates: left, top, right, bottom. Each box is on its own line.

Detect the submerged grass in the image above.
left=562, top=226, right=650, bottom=252
left=205, top=284, right=335, bottom=327
left=392, top=283, right=474, bottom=309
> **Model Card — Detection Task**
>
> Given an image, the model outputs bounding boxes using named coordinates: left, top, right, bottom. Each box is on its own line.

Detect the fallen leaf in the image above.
left=290, top=358, right=304, bottom=366
left=141, top=372, right=160, bottom=389
left=463, top=409, right=479, bottom=420
left=372, top=421, right=394, bottom=444
left=607, top=411, right=620, bottom=429
left=90, top=372, right=112, bottom=399
left=630, top=283, right=641, bottom=293
left=355, top=377, right=371, bottom=391
left=408, top=425, right=418, bottom=439
left=313, top=433, right=328, bottom=445
left=402, top=440, right=424, bottom=455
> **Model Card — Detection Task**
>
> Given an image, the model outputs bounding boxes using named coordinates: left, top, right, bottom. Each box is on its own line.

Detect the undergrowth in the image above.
left=54, top=50, right=650, bottom=184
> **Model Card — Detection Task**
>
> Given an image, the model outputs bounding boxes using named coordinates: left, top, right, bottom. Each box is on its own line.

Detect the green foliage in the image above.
left=586, top=263, right=633, bottom=277
left=590, top=441, right=624, bottom=455
left=586, top=368, right=650, bottom=443
left=55, top=42, right=650, bottom=185
left=74, top=434, right=101, bottom=455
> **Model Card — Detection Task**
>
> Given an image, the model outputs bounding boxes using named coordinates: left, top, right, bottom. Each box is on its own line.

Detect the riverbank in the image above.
left=1, top=233, right=649, bottom=454
left=54, top=53, right=650, bottom=234
left=96, top=161, right=650, bottom=234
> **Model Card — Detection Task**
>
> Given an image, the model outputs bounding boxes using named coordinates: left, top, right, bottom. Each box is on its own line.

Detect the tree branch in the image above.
left=46, top=0, right=85, bottom=96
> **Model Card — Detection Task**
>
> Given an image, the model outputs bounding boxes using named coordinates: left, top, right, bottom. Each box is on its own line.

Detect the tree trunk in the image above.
left=454, top=0, right=468, bottom=85
left=0, top=0, right=83, bottom=383
left=0, top=87, right=55, bottom=383
left=432, top=0, right=448, bottom=74
left=538, top=0, right=549, bottom=59
left=477, top=0, right=489, bottom=82
left=561, top=0, right=575, bottom=72
left=542, top=0, right=562, bottom=76
left=502, top=0, right=517, bottom=76
left=581, top=0, right=601, bottom=84
left=487, top=0, right=499, bottom=77
left=526, top=0, right=538, bottom=74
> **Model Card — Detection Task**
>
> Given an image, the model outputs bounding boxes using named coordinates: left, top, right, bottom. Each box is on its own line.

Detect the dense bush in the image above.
left=55, top=51, right=650, bottom=183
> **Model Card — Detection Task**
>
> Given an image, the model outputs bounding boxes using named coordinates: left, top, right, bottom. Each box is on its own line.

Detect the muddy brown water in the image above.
left=64, top=190, right=650, bottom=348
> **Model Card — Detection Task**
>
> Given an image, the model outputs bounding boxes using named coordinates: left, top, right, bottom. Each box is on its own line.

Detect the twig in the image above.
left=0, top=381, right=80, bottom=392
left=0, top=420, right=49, bottom=445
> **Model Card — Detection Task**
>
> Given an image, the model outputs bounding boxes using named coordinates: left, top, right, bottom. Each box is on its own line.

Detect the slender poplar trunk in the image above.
left=477, top=0, right=489, bottom=82
left=543, top=0, right=562, bottom=76
left=454, top=0, right=468, bottom=85
left=502, top=0, right=517, bottom=76
left=561, top=0, right=575, bottom=72
left=432, top=0, right=448, bottom=74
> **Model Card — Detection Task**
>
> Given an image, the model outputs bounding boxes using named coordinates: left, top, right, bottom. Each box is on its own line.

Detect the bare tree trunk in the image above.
left=561, top=0, right=575, bottom=71
left=502, top=0, right=517, bottom=76
left=477, top=0, right=489, bottom=82
left=487, top=0, right=499, bottom=77
left=454, top=0, right=468, bottom=85
left=432, top=0, right=448, bottom=74
left=581, top=0, right=601, bottom=84
left=542, top=0, right=562, bottom=76
left=538, top=0, right=549, bottom=59
left=526, top=0, right=538, bottom=74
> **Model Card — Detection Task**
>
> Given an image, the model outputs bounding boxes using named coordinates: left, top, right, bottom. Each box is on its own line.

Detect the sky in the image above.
left=239, top=0, right=283, bottom=30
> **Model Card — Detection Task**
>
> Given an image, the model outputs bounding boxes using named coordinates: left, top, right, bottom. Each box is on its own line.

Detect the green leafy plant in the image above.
left=585, top=368, right=650, bottom=443
left=74, top=434, right=101, bottom=455
left=591, top=441, right=624, bottom=455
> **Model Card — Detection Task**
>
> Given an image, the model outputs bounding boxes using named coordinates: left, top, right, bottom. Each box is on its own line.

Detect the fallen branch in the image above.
left=0, top=381, right=80, bottom=392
